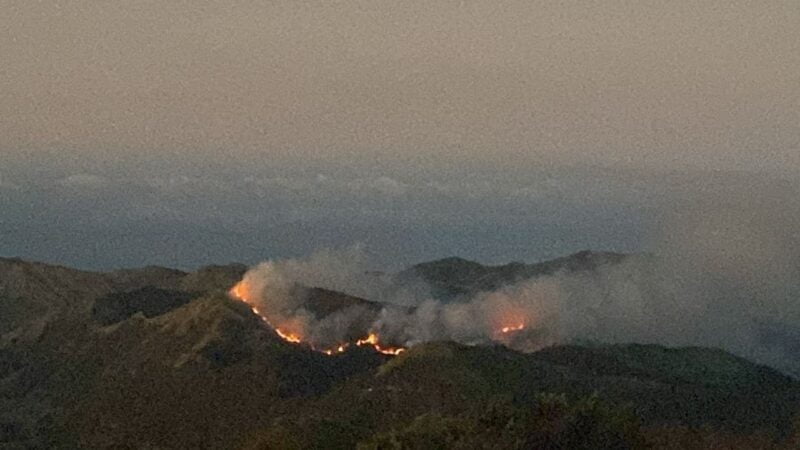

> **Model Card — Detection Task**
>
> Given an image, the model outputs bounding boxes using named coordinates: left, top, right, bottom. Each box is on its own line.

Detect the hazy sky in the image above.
left=1, top=1, right=798, bottom=269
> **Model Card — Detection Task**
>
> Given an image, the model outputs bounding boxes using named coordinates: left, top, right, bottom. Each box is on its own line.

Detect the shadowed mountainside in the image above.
left=1, top=253, right=799, bottom=448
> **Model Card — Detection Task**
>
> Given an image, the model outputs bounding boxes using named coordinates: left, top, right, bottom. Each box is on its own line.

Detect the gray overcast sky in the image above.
left=1, top=1, right=799, bottom=269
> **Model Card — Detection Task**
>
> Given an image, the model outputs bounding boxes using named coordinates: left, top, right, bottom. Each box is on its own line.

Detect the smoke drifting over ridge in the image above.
left=235, top=199, right=800, bottom=375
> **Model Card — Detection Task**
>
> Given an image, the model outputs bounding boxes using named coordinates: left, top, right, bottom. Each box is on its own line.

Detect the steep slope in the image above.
left=1, top=258, right=249, bottom=345
left=0, top=257, right=114, bottom=347
left=5, top=292, right=386, bottom=448
left=0, top=259, right=252, bottom=447
left=255, top=341, right=800, bottom=448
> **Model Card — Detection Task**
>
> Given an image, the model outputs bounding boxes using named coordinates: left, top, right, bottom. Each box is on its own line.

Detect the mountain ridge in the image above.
left=2, top=251, right=799, bottom=447
left=401, top=250, right=629, bottom=301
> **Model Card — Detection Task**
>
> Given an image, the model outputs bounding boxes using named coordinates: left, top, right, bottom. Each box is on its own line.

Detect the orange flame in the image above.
left=230, top=281, right=405, bottom=356
left=375, top=345, right=406, bottom=356
left=500, top=324, right=525, bottom=334
left=231, top=281, right=305, bottom=344
left=275, top=328, right=303, bottom=343
left=231, top=281, right=258, bottom=304
left=322, top=344, right=350, bottom=355
left=356, top=333, right=379, bottom=346
left=356, top=333, right=406, bottom=355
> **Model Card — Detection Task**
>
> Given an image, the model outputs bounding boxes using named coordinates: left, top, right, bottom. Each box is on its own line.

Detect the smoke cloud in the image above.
left=237, top=197, right=800, bottom=375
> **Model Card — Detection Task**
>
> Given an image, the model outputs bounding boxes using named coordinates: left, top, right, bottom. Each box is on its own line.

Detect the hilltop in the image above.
left=400, top=250, right=628, bottom=301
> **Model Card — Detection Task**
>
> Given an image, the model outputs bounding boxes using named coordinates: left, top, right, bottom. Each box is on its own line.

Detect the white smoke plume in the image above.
left=236, top=195, right=800, bottom=375
left=234, top=246, right=432, bottom=349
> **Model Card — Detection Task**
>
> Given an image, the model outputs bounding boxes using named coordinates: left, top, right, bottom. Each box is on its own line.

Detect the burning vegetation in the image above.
left=500, top=324, right=525, bottom=334
left=230, top=274, right=534, bottom=357
left=230, top=281, right=407, bottom=356
left=225, top=249, right=568, bottom=358
left=355, top=333, right=406, bottom=355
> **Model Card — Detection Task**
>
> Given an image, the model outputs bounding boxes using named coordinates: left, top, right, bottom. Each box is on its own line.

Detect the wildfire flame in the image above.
left=230, top=282, right=304, bottom=344
left=274, top=328, right=303, bottom=343
left=229, top=281, right=406, bottom=356
left=356, top=333, right=405, bottom=355
left=356, top=333, right=379, bottom=346
left=500, top=324, right=525, bottom=334
left=231, top=283, right=250, bottom=303
left=323, top=344, right=350, bottom=355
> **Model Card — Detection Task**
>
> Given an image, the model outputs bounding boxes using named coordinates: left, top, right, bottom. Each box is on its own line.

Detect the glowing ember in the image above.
left=321, top=344, right=350, bottom=355
left=500, top=324, right=525, bottom=334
